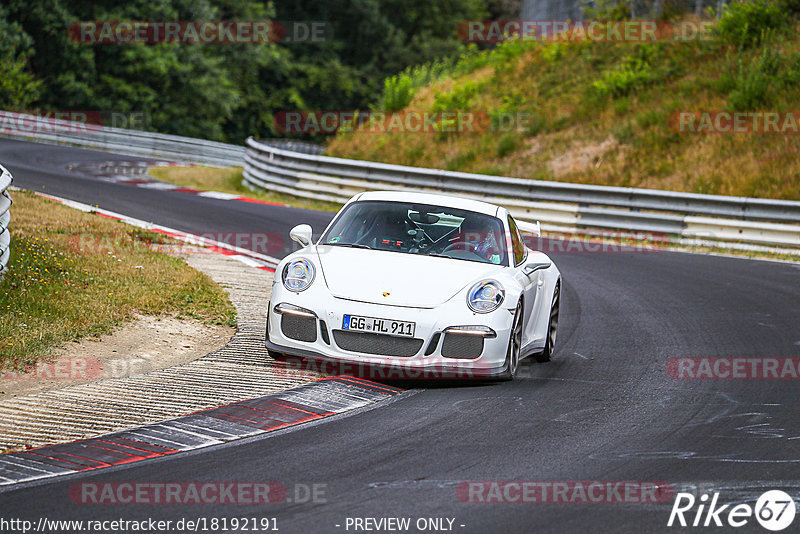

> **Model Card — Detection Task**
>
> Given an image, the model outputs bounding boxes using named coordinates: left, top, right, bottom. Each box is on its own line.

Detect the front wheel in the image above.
left=534, top=282, right=560, bottom=363
left=498, top=301, right=523, bottom=381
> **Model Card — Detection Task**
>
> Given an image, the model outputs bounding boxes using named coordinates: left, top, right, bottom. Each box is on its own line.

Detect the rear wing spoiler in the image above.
left=516, top=220, right=542, bottom=237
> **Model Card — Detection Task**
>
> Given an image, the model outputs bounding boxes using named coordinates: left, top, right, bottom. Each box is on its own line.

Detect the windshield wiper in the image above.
left=425, top=252, right=450, bottom=259
left=326, top=242, right=372, bottom=250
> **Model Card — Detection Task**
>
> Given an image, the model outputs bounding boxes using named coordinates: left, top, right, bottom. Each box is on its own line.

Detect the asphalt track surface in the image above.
left=1, top=138, right=800, bottom=533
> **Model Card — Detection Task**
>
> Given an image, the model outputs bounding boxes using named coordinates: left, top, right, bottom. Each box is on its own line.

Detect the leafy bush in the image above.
left=714, top=0, right=787, bottom=49
left=726, top=48, right=780, bottom=111
left=490, top=39, right=533, bottom=74
left=379, top=73, right=415, bottom=112
left=431, top=80, right=482, bottom=112
left=452, top=45, right=492, bottom=76
left=0, top=6, right=41, bottom=108
left=374, top=39, right=536, bottom=113
left=781, top=52, right=800, bottom=86
left=375, top=59, right=461, bottom=112
left=541, top=42, right=565, bottom=63
left=591, top=42, right=670, bottom=98
left=780, top=0, right=800, bottom=16
left=593, top=59, right=657, bottom=98
left=583, top=0, right=631, bottom=21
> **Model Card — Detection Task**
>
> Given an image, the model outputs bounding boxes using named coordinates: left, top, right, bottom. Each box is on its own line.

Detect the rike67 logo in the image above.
left=668, top=490, right=796, bottom=531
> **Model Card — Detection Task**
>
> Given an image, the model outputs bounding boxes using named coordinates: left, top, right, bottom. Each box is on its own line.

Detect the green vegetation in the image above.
left=328, top=1, right=800, bottom=200
left=713, top=0, right=787, bottom=48
left=0, top=191, right=236, bottom=371
left=0, top=5, right=41, bottom=108
left=0, top=0, right=491, bottom=143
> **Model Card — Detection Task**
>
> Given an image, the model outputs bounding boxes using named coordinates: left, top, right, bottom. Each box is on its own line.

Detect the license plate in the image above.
left=342, top=314, right=415, bottom=338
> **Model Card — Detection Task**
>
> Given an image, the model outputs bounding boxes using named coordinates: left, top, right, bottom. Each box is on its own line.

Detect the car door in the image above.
left=507, top=215, right=541, bottom=349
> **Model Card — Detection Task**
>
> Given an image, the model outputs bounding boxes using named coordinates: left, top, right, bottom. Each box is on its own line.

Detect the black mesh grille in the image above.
left=332, top=330, right=424, bottom=357
left=441, top=333, right=484, bottom=359
left=281, top=314, right=317, bottom=342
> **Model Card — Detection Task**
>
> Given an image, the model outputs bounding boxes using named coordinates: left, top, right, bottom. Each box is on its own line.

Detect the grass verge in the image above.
left=0, top=190, right=237, bottom=372
left=327, top=8, right=800, bottom=201
left=149, top=166, right=342, bottom=213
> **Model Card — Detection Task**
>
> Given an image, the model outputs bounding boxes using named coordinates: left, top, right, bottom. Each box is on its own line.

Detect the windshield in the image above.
left=319, top=200, right=509, bottom=266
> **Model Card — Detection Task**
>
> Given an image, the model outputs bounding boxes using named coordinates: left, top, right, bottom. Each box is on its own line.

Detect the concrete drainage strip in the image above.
left=0, top=207, right=402, bottom=487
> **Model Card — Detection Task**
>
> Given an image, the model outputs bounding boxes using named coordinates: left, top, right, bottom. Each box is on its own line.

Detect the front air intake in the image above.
left=332, top=331, right=423, bottom=357
left=441, top=333, right=484, bottom=359
left=281, top=314, right=317, bottom=343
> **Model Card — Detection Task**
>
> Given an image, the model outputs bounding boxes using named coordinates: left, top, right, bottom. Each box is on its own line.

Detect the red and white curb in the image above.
left=66, top=160, right=292, bottom=208
left=29, top=189, right=281, bottom=272
left=0, top=377, right=403, bottom=487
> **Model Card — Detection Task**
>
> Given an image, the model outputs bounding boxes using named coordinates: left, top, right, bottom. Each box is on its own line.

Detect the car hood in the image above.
left=314, top=246, right=503, bottom=308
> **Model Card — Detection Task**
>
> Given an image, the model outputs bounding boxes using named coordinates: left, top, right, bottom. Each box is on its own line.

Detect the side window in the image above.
left=508, top=216, right=525, bottom=266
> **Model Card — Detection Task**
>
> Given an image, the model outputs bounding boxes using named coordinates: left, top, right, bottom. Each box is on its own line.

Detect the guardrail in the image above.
left=0, top=111, right=321, bottom=167
left=0, top=111, right=242, bottom=167
left=244, top=137, right=800, bottom=250
left=0, top=164, right=12, bottom=279
left=2, top=108, right=796, bottom=251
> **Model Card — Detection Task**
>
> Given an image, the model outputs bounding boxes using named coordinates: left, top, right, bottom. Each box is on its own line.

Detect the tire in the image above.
left=498, top=301, right=523, bottom=381
left=535, top=282, right=560, bottom=363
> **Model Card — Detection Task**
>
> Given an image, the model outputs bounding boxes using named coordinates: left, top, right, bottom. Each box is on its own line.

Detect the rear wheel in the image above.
left=498, top=301, right=523, bottom=381
left=535, top=282, right=560, bottom=363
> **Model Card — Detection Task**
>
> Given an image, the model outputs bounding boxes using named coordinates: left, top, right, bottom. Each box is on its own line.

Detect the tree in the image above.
left=0, top=5, right=42, bottom=109
left=2, top=0, right=491, bottom=142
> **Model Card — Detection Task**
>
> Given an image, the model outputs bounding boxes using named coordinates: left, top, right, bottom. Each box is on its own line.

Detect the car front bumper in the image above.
left=266, top=284, right=515, bottom=379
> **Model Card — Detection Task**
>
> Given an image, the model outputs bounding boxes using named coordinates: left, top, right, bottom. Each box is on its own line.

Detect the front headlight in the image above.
left=467, top=280, right=505, bottom=313
left=282, top=258, right=315, bottom=292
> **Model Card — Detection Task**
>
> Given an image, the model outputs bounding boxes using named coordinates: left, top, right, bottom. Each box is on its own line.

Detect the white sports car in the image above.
left=265, top=191, right=561, bottom=380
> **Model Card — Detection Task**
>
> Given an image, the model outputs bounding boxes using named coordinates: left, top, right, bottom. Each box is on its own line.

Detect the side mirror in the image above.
left=524, top=261, right=551, bottom=275
left=289, top=224, right=313, bottom=247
